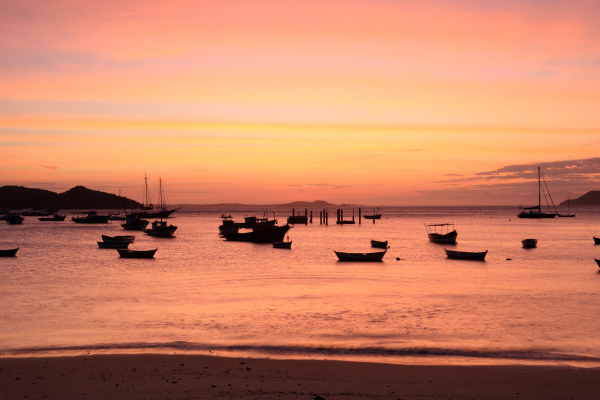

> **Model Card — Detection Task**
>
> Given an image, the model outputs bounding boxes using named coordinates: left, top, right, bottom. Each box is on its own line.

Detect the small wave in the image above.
left=7, top=342, right=600, bottom=362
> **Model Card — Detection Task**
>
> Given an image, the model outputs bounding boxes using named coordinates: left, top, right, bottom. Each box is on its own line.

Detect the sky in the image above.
left=1, top=0, right=600, bottom=205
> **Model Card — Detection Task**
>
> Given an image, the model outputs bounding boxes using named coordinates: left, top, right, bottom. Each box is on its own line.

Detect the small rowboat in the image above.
left=425, top=223, right=457, bottom=244
left=595, top=259, right=600, bottom=268
left=334, top=250, right=386, bottom=262
left=370, top=240, right=388, bottom=248
left=102, top=235, right=135, bottom=243
left=594, top=237, right=600, bottom=245
left=0, top=247, right=19, bottom=257
left=117, top=249, right=157, bottom=258
left=98, top=241, right=130, bottom=249
left=521, top=238, right=537, bottom=248
left=445, top=249, right=487, bottom=261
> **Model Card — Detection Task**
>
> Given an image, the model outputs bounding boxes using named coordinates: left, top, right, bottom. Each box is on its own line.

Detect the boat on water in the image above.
left=370, top=240, right=388, bottom=248
left=6, top=213, right=24, bottom=225
left=218, top=214, right=240, bottom=234
left=445, top=249, right=487, bottom=261
left=593, top=237, right=600, bottom=245
left=273, top=236, right=292, bottom=249
left=143, top=220, right=178, bottom=237
left=0, top=247, right=19, bottom=257
left=425, top=223, right=457, bottom=244
left=97, top=241, right=130, bottom=249
left=334, top=250, right=386, bottom=261
left=240, top=212, right=277, bottom=231
left=102, top=235, right=135, bottom=243
left=109, top=189, right=128, bottom=221
left=128, top=174, right=181, bottom=219
left=363, top=207, right=382, bottom=220
left=224, top=224, right=291, bottom=243
left=518, top=167, right=558, bottom=219
left=72, top=211, right=111, bottom=224
left=117, top=248, right=157, bottom=258
left=39, top=213, right=66, bottom=221
left=20, top=208, right=55, bottom=217
left=595, top=259, right=600, bottom=268
left=558, top=194, right=576, bottom=218
left=121, top=215, right=150, bottom=231
left=521, top=238, right=538, bottom=248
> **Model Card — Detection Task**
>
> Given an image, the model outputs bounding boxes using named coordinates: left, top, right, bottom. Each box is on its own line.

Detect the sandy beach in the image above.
left=1, top=354, right=599, bottom=399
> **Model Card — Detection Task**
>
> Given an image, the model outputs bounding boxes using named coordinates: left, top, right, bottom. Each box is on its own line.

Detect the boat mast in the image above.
left=538, top=167, right=541, bottom=211
left=144, top=172, right=150, bottom=209
left=159, top=175, right=163, bottom=210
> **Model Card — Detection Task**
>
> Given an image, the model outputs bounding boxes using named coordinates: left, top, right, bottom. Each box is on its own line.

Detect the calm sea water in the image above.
left=1, top=206, right=600, bottom=366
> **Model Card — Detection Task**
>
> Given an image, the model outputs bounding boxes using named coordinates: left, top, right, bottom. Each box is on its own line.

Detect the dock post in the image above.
left=341, top=209, right=344, bottom=223
left=359, top=208, right=361, bottom=224
left=319, top=211, right=322, bottom=224
left=310, top=211, right=312, bottom=224
left=352, top=208, right=355, bottom=222
left=305, top=208, right=308, bottom=225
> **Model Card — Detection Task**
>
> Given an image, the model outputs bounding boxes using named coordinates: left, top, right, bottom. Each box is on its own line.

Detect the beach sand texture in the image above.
left=1, top=354, right=599, bottom=399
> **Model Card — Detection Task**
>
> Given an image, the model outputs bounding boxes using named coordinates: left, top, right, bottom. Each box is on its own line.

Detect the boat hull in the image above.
left=596, top=259, right=600, bottom=268
left=363, top=215, right=382, bottom=220
left=117, top=249, right=157, bottom=258
left=594, top=237, right=600, bottom=245
left=224, top=225, right=291, bottom=243
left=334, top=250, right=386, bottom=261
left=102, top=235, right=135, bottom=243
left=129, top=208, right=180, bottom=219
left=445, top=249, right=487, bottom=261
left=273, top=241, right=292, bottom=249
left=0, top=247, right=19, bottom=257
left=6, top=216, right=24, bottom=224
left=121, top=219, right=150, bottom=230
left=521, top=239, right=538, bottom=248
left=98, top=241, right=130, bottom=249
left=428, top=230, right=458, bottom=244
left=39, top=215, right=66, bottom=221
left=370, top=240, right=388, bottom=248
left=517, top=212, right=557, bottom=219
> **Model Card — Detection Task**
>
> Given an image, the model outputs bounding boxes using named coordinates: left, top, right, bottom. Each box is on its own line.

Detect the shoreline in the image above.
left=1, top=353, right=599, bottom=399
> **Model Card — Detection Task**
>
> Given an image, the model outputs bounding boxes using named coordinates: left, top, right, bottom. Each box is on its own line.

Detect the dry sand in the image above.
left=1, top=354, right=599, bottom=399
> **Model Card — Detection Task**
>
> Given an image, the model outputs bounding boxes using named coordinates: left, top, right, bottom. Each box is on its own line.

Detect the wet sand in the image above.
left=1, top=354, right=599, bottom=399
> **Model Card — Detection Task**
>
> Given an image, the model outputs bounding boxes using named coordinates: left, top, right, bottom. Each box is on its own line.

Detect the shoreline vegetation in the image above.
left=1, top=354, right=599, bottom=399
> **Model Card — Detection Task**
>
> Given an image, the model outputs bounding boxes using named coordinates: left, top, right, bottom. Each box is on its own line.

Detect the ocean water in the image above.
left=1, top=206, right=600, bottom=366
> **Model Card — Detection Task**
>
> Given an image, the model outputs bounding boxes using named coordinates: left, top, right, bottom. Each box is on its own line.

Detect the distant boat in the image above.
left=445, top=249, right=487, bottom=261
left=521, top=238, right=538, bottom=248
left=121, top=215, right=150, bottom=231
left=20, top=208, right=54, bottom=217
left=363, top=207, right=382, bottom=220
left=518, top=167, right=558, bottom=219
left=128, top=174, right=181, bottom=219
left=102, top=235, right=135, bottom=243
left=72, top=211, right=111, bottom=224
left=97, top=241, right=130, bottom=249
left=109, top=189, right=128, bottom=221
left=558, top=194, right=576, bottom=218
left=6, top=213, right=24, bottom=225
left=0, top=247, right=19, bottom=257
left=143, top=220, right=178, bottom=237
left=370, top=240, right=388, bottom=248
left=593, top=237, right=600, bottom=245
left=273, top=236, right=292, bottom=249
left=224, top=224, right=291, bottom=243
left=39, top=213, right=66, bottom=221
left=218, top=214, right=240, bottom=234
left=425, top=223, right=457, bottom=244
left=117, top=248, right=157, bottom=258
left=334, top=250, right=386, bottom=261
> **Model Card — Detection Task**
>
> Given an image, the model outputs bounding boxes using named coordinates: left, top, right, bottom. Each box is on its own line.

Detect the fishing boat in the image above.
left=97, top=241, right=130, bottom=249
left=102, top=235, right=135, bottom=243
left=425, top=223, right=458, bottom=244
left=240, top=211, right=277, bottom=231
left=117, top=248, right=157, bottom=258
left=518, top=167, right=558, bottom=218
left=128, top=174, right=181, bottom=219
left=143, top=220, right=178, bottom=237
left=39, top=213, right=66, bottom=221
left=273, top=236, right=292, bottom=249
left=521, top=238, right=538, bottom=248
left=6, top=213, right=24, bottom=225
left=370, top=240, right=388, bottom=248
left=121, top=215, right=150, bottom=231
left=558, top=194, right=576, bottom=218
left=445, top=249, right=487, bottom=261
left=218, top=214, right=240, bottom=234
left=72, top=211, right=111, bottom=224
left=363, top=207, right=382, bottom=220
left=224, top=224, right=291, bottom=243
left=593, top=237, right=600, bottom=245
left=0, top=247, right=19, bottom=257
left=334, top=250, right=386, bottom=261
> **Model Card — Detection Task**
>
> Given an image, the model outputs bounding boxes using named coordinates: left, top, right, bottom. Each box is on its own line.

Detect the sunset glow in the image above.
left=2, top=0, right=600, bottom=204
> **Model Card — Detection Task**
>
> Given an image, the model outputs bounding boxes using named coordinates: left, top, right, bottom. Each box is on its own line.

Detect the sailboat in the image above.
left=142, top=176, right=178, bottom=237
left=517, top=167, right=558, bottom=219
left=128, top=173, right=181, bottom=219
left=558, top=194, right=576, bottom=218
left=109, top=189, right=127, bottom=221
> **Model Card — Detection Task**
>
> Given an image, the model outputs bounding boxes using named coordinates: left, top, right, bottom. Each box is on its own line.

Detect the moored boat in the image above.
left=445, top=249, right=487, bottom=261
left=334, top=250, right=386, bottom=261
left=273, top=236, right=292, bottom=249
left=102, top=235, right=135, bottom=243
left=426, top=223, right=457, bottom=244
left=143, top=220, right=178, bottom=237
left=363, top=207, right=382, bottom=220
left=593, top=237, right=600, bottom=245
left=224, top=224, right=291, bottom=243
left=117, top=248, right=157, bottom=258
left=39, top=213, right=66, bottom=221
left=241, top=213, right=277, bottom=231
left=0, top=247, right=19, bottom=257
left=219, top=214, right=240, bottom=234
left=370, top=240, right=388, bottom=248
left=97, top=241, right=130, bottom=249
left=128, top=174, right=181, bottom=219
left=518, top=167, right=558, bottom=219
left=6, top=213, right=24, bottom=225
left=595, top=259, right=600, bottom=268
left=72, top=211, right=111, bottom=224
left=521, top=238, right=538, bottom=248
left=121, top=215, right=150, bottom=231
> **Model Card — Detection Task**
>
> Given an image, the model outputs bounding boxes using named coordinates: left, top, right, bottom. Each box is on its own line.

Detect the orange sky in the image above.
left=1, top=0, right=600, bottom=205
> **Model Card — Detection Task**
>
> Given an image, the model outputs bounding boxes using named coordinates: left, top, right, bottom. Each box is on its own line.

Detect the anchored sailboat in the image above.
left=517, top=167, right=558, bottom=219
left=129, top=173, right=181, bottom=219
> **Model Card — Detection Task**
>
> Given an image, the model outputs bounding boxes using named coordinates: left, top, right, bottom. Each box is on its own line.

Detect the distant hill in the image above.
left=180, top=200, right=367, bottom=209
left=0, top=185, right=140, bottom=210
left=558, top=191, right=600, bottom=206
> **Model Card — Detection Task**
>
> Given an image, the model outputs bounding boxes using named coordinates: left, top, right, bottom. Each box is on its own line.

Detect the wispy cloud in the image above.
left=38, top=165, right=58, bottom=171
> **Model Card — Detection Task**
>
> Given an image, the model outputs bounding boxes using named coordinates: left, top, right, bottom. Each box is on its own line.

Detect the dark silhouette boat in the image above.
left=363, top=207, right=382, bottom=220
left=117, top=248, right=157, bottom=258
left=143, top=220, right=177, bottom=237
left=240, top=212, right=277, bottom=230
left=273, top=236, right=292, bottom=249
left=521, top=238, right=538, bottom=248
left=558, top=194, right=576, bottom=217
left=72, top=211, right=111, bottom=224
left=121, top=215, right=150, bottom=230
left=445, top=249, right=487, bottom=261
left=102, top=235, right=135, bottom=243
left=334, top=250, right=386, bottom=261
left=98, top=241, right=130, bottom=249
left=595, top=259, right=600, bottom=268
left=370, top=240, right=388, bottom=248
left=6, top=213, right=24, bottom=225
left=0, top=247, right=19, bottom=257
left=224, top=224, right=291, bottom=243
left=593, top=237, right=600, bottom=245
left=39, top=213, right=66, bottom=221
left=518, top=167, right=557, bottom=219
left=128, top=174, right=181, bottom=219
left=426, top=223, right=457, bottom=244
left=218, top=214, right=240, bottom=234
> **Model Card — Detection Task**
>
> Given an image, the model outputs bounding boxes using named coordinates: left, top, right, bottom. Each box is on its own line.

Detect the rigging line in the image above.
left=541, top=171, right=558, bottom=213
